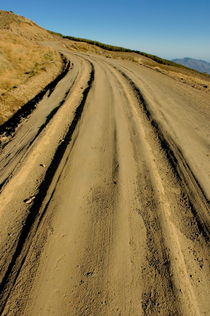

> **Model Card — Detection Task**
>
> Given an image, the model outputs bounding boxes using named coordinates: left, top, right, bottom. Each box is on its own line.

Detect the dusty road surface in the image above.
left=0, top=50, right=209, bottom=316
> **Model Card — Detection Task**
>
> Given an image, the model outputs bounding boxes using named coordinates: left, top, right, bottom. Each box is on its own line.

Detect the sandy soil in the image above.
left=0, top=48, right=209, bottom=316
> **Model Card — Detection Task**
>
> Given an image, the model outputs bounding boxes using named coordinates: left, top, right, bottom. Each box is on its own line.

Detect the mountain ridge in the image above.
left=172, top=57, right=210, bottom=74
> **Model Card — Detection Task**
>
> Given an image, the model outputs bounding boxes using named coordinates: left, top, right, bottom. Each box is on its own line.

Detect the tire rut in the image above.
left=0, top=54, right=70, bottom=140
left=101, top=61, right=209, bottom=314
left=117, top=68, right=209, bottom=242
left=0, top=63, right=95, bottom=314
left=0, top=82, right=73, bottom=192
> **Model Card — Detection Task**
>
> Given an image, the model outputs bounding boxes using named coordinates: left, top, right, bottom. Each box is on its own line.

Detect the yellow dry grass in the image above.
left=0, top=31, right=60, bottom=94
left=0, top=21, right=62, bottom=124
left=0, top=10, right=63, bottom=124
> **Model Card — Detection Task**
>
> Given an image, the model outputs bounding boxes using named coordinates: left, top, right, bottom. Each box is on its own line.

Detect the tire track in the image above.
left=0, top=55, right=90, bottom=285
left=0, top=84, right=72, bottom=192
left=117, top=67, right=209, bottom=242
left=118, top=68, right=209, bottom=315
left=100, top=61, right=209, bottom=314
left=0, top=57, right=75, bottom=193
left=101, top=63, right=181, bottom=314
left=0, top=54, right=70, bottom=139
left=0, top=62, right=95, bottom=314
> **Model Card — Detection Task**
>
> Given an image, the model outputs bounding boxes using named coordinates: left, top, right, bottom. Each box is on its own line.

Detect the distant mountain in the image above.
left=172, top=57, right=210, bottom=74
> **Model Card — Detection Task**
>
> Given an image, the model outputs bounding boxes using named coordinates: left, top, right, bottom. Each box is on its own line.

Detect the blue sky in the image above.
left=1, top=0, right=210, bottom=61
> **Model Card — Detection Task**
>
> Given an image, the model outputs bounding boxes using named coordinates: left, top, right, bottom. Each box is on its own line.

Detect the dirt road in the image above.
left=0, top=50, right=209, bottom=315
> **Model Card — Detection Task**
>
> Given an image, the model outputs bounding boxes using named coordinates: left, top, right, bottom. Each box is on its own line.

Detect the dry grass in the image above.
left=0, top=11, right=62, bottom=124
left=0, top=31, right=60, bottom=94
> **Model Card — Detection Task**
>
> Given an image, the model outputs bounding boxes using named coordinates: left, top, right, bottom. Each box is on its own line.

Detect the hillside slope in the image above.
left=0, top=10, right=62, bottom=124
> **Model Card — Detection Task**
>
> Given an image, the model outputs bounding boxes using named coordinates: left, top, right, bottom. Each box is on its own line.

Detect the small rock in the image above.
left=85, top=271, right=94, bottom=277
left=40, top=163, right=46, bottom=168
left=24, top=196, right=35, bottom=204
